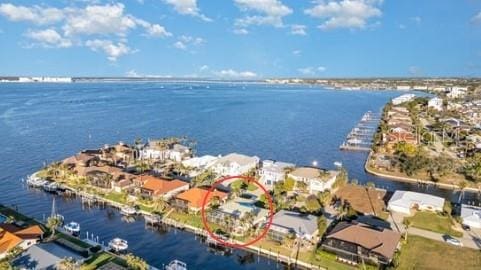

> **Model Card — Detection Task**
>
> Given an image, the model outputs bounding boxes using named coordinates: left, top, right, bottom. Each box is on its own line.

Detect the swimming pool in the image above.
left=0, top=214, right=7, bottom=223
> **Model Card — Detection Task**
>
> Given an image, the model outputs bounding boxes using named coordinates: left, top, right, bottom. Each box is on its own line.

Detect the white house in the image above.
left=391, top=94, right=415, bottom=105
left=447, top=86, right=468, bottom=99
left=259, top=160, right=295, bottom=189
left=396, top=85, right=411, bottom=91
left=428, top=97, right=443, bottom=111
left=168, top=144, right=192, bottom=162
left=140, top=142, right=191, bottom=162
left=387, top=191, right=445, bottom=215
left=182, top=155, right=218, bottom=169
left=211, top=153, right=259, bottom=176
left=460, top=204, right=481, bottom=229
left=288, top=167, right=339, bottom=194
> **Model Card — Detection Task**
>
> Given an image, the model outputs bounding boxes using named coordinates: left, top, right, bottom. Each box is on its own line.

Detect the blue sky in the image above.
left=0, top=0, right=480, bottom=78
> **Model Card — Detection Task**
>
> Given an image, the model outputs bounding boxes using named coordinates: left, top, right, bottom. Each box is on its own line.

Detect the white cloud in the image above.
left=233, top=28, right=249, bottom=35
left=213, top=69, right=257, bottom=78
left=85, top=39, right=131, bottom=61
left=410, top=16, right=422, bottom=24
left=305, top=0, right=383, bottom=30
left=125, top=69, right=140, bottom=77
left=0, top=3, right=64, bottom=25
left=0, top=3, right=171, bottom=60
left=234, top=0, right=292, bottom=31
left=173, top=41, right=187, bottom=50
left=163, top=0, right=211, bottom=21
left=471, top=11, right=481, bottom=24
left=25, top=28, right=72, bottom=48
left=173, top=35, right=205, bottom=50
left=199, top=65, right=209, bottom=71
left=290, top=24, right=307, bottom=35
left=292, top=50, right=301, bottom=55
left=298, top=66, right=327, bottom=75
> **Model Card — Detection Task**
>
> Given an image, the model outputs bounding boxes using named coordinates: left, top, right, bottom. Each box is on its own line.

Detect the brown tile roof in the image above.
left=326, top=222, right=401, bottom=260
left=176, top=188, right=228, bottom=209
left=289, top=167, right=321, bottom=179
left=142, top=176, right=188, bottom=196
left=0, top=229, right=23, bottom=254
left=335, top=184, right=386, bottom=215
left=14, top=225, right=44, bottom=240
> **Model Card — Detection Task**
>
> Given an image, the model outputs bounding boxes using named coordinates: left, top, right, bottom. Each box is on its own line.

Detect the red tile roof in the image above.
left=176, top=188, right=228, bottom=209
left=142, top=176, right=188, bottom=196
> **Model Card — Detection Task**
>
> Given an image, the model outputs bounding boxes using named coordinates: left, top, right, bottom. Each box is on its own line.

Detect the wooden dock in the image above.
left=340, top=111, right=380, bottom=152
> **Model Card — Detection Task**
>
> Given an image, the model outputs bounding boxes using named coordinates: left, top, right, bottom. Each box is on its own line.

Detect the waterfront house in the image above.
left=391, top=94, right=415, bottom=105
left=181, top=155, right=219, bottom=176
left=322, top=222, right=401, bottom=266
left=13, top=242, right=83, bottom=270
left=267, top=210, right=318, bottom=242
left=428, top=97, right=444, bottom=111
left=447, top=86, right=468, bottom=99
left=387, top=191, right=445, bottom=215
left=174, top=187, right=228, bottom=212
left=209, top=197, right=269, bottom=234
left=168, top=144, right=192, bottom=162
left=0, top=224, right=44, bottom=259
left=111, top=179, right=134, bottom=193
left=140, top=140, right=191, bottom=162
left=63, top=153, right=99, bottom=168
left=211, top=153, right=259, bottom=177
left=385, top=131, right=418, bottom=146
left=258, top=160, right=295, bottom=189
left=460, top=204, right=481, bottom=229
left=335, top=184, right=386, bottom=216
left=288, top=167, right=339, bottom=194
left=140, top=176, right=189, bottom=200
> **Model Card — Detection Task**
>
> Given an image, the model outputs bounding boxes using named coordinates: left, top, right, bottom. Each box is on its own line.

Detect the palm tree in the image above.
left=153, top=197, right=166, bottom=213
left=57, top=257, right=77, bottom=270
left=47, top=216, right=62, bottom=239
left=125, top=254, right=148, bottom=270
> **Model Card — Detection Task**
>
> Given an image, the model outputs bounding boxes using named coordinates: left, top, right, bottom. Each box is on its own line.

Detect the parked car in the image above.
left=443, top=235, right=463, bottom=247
left=462, top=224, right=471, bottom=231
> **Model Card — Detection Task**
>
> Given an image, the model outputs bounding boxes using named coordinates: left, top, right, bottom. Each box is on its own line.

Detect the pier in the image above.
left=340, top=111, right=381, bottom=152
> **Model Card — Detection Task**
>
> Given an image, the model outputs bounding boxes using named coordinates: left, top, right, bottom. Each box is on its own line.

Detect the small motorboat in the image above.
left=64, top=221, right=80, bottom=236
left=43, top=182, right=59, bottom=192
left=165, top=260, right=187, bottom=270
left=120, top=206, right=137, bottom=216
left=334, top=161, right=343, bottom=168
left=144, top=214, right=162, bottom=224
left=27, top=175, right=48, bottom=188
left=109, top=238, right=128, bottom=253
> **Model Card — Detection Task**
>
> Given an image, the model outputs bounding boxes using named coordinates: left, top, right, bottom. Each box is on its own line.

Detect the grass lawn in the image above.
left=56, top=232, right=92, bottom=249
left=231, top=180, right=258, bottom=191
left=404, top=212, right=463, bottom=237
left=298, top=250, right=362, bottom=270
left=104, top=192, right=127, bottom=204
left=81, top=252, right=126, bottom=270
left=397, top=235, right=481, bottom=270
left=253, top=239, right=292, bottom=257
left=169, top=211, right=220, bottom=231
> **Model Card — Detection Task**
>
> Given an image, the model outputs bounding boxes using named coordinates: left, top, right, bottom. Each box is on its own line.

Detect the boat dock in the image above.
left=340, top=111, right=381, bottom=152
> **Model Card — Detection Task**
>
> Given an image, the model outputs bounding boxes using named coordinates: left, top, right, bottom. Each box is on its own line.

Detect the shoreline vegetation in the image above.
left=365, top=94, right=481, bottom=193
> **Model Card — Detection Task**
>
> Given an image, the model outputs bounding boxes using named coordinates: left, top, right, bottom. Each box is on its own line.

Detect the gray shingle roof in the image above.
left=270, top=210, right=318, bottom=236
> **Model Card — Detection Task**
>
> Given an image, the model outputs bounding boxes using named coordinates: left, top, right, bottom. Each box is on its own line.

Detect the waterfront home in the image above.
left=13, top=242, right=83, bottom=270
left=387, top=106, right=409, bottom=115
left=0, top=224, right=44, bottom=259
left=322, top=222, right=401, bottom=266
left=428, top=97, right=444, bottom=111
left=111, top=179, right=133, bottom=193
left=174, top=187, right=228, bottom=212
left=209, top=197, right=269, bottom=234
left=140, top=176, right=189, bottom=200
left=447, top=86, right=468, bottom=99
left=258, top=160, right=295, bottom=189
left=211, top=153, right=259, bottom=177
left=391, top=94, right=415, bottom=105
left=267, top=210, right=318, bottom=242
left=140, top=140, right=191, bottom=162
left=335, top=184, right=386, bottom=216
left=460, top=204, right=481, bottom=229
left=63, top=153, right=99, bottom=168
left=288, top=167, right=339, bottom=194
left=387, top=191, right=445, bottom=215
left=181, top=155, right=219, bottom=176
left=384, top=131, right=418, bottom=146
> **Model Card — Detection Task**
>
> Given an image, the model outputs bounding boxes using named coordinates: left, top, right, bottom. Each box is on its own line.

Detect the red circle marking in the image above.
left=200, top=175, right=275, bottom=248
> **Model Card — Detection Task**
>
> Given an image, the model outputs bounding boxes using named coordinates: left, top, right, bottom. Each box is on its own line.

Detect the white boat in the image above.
left=109, top=238, right=128, bottom=252
left=144, top=214, right=162, bottom=224
left=334, top=161, right=343, bottom=168
left=64, top=221, right=80, bottom=236
left=43, top=182, right=59, bottom=192
left=165, top=260, right=187, bottom=270
left=27, top=175, right=48, bottom=188
left=120, top=206, right=137, bottom=216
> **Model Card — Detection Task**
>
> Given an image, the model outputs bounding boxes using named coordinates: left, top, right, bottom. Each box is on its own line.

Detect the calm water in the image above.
left=0, top=82, right=479, bottom=269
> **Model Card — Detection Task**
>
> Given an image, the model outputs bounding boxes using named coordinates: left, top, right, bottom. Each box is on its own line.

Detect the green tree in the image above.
left=283, top=177, right=295, bottom=191
left=125, top=254, right=148, bottom=270
left=192, top=169, right=216, bottom=187
left=58, top=257, right=77, bottom=270
left=317, top=191, right=332, bottom=207
left=464, top=153, right=481, bottom=182
left=305, top=196, right=322, bottom=213
left=47, top=216, right=62, bottom=238
left=0, top=261, right=13, bottom=270
left=317, top=216, right=328, bottom=238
